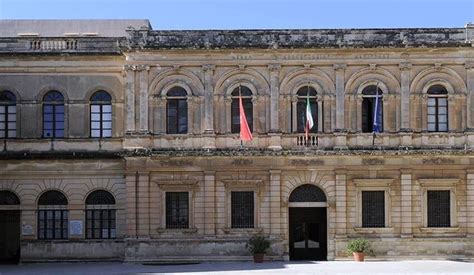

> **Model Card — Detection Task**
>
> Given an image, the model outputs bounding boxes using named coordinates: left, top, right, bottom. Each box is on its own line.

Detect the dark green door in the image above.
left=289, top=207, right=327, bottom=260
left=0, top=211, right=20, bottom=263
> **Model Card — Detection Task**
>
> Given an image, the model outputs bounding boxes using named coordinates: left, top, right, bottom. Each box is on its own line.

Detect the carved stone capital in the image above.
left=268, top=63, right=281, bottom=72
left=434, top=63, right=443, bottom=71
left=465, top=62, right=474, bottom=70
left=333, top=63, right=347, bottom=71
left=202, top=64, right=216, bottom=72
left=136, top=64, right=150, bottom=71
left=399, top=62, right=412, bottom=71
left=238, top=64, right=246, bottom=71
left=124, top=64, right=137, bottom=71
left=369, top=64, right=377, bottom=71
left=291, top=95, right=298, bottom=103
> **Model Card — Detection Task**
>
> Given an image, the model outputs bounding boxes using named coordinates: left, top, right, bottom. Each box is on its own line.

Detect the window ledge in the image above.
left=353, top=227, right=394, bottom=233
left=419, top=227, right=460, bottom=233
left=156, top=228, right=198, bottom=235
left=222, top=227, right=263, bottom=235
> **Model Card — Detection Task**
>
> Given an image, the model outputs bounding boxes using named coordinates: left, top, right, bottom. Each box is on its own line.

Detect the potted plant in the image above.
left=246, top=235, right=270, bottom=263
left=346, top=238, right=373, bottom=261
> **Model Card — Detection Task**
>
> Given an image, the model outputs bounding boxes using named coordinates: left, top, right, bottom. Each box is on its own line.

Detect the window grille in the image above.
left=90, top=91, right=112, bottom=138
left=166, top=192, right=189, bottom=229
left=231, top=191, right=254, bottom=228
left=362, top=191, right=385, bottom=227
left=231, top=86, right=253, bottom=133
left=0, top=91, right=17, bottom=138
left=289, top=184, right=327, bottom=202
left=427, top=190, right=450, bottom=227
left=43, top=91, right=64, bottom=138
left=85, top=190, right=116, bottom=239
left=37, top=190, right=68, bottom=240
left=166, top=87, right=188, bottom=134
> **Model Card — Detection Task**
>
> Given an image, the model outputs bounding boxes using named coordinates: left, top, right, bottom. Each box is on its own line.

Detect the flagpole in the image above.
left=239, top=84, right=243, bottom=149
left=372, top=82, right=379, bottom=147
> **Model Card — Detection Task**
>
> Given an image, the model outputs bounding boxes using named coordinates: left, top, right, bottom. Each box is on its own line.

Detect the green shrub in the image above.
left=346, top=238, right=373, bottom=255
left=246, top=235, right=270, bottom=255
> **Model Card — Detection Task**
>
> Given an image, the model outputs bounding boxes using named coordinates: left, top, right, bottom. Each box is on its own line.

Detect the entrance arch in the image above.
left=288, top=184, right=327, bottom=260
left=0, top=190, right=21, bottom=263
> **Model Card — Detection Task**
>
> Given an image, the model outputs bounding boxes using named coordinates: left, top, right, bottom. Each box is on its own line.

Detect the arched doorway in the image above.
left=0, top=190, right=21, bottom=263
left=288, top=184, right=327, bottom=260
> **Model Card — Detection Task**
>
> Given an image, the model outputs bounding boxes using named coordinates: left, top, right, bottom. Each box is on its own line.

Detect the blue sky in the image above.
left=0, top=0, right=473, bottom=29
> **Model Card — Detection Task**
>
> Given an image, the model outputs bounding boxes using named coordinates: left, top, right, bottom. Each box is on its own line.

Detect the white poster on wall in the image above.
left=69, top=220, right=83, bottom=235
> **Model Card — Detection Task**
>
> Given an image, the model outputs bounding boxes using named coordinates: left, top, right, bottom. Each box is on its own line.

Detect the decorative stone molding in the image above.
left=418, top=178, right=459, bottom=187
left=268, top=63, right=281, bottom=72
left=353, top=178, right=394, bottom=187
left=333, top=64, right=346, bottom=71
left=399, top=62, right=412, bottom=71
left=202, top=64, right=216, bottom=72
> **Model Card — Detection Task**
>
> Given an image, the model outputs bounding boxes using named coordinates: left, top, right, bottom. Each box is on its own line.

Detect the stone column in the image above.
left=400, top=63, right=412, bottom=131
left=125, top=171, right=138, bottom=237
left=204, top=171, right=216, bottom=235
left=400, top=169, right=413, bottom=237
left=334, top=64, right=346, bottom=131
left=291, top=95, right=298, bottom=133
left=466, top=170, right=474, bottom=236
left=317, top=97, right=323, bottom=132
left=202, top=64, right=215, bottom=134
left=382, top=95, right=390, bottom=132
left=421, top=94, right=428, bottom=131
left=466, top=62, right=474, bottom=130
left=448, top=95, right=456, bottom=132
left=356, top=96, right=363, bottom=132
left=270, top=170, right=281, bottom=236
left=137, top=172, right=150, bottom=237
left=138, top=65, right=150, bottom=133
left=335, top=169, right=347, bottom=237
left=268, top=64, right=281, bottom=132
left=156, top=96, right=167, bottom=134
left=124, top=65, right=136, bottom=133
left=225, top=96, right=232, bottom=133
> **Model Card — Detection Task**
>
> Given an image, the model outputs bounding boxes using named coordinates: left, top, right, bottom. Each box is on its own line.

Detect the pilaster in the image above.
left=202, top=64, right=215, bottom=134
left=334, top=64, right=346, bottom=131
left=466, top=170, right=474, bottom=236
left=269, top=170, right=282, bottom=235
left=204, top=171, right=216, bottom=235
left=335, top=169, right=347, bottom=237
left=138, top=65, right=150, bottom=133
left=268, top=63, right=281, bottom=133
left=400, top=169, right=413, bottom=237
left=466, top=62, right=474, bottom=130
left=400, top=62, right=412, bottom=131
left=124, top=65, right=137, bottom=133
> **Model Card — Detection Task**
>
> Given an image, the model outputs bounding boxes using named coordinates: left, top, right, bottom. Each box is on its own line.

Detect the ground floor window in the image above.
left=86, top=209, right=116, bottom=239
left=231, top=191, right=254, bottom=228
left=427, top=190, right=450, bottom=227
left=166, top=192, right=189, bottom=229
left=38, top=210, right=68, bottom=239
left=361, top=191, right=385, bottom=228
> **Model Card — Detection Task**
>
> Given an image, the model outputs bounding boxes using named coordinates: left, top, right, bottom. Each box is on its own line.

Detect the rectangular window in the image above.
left=427, top=97, right=448, bottom=132
left=86, top=209, right=116, bottom=239
left=38, top=210, right=68, bottom=239
left=43, top=104, right=64, bottom=138
left=91, top=104, right=112, bottom=138
left=231, top=191, right=254, bottom=228
left=361, top=191, right=385, bottom=227
left=0, top=105, right=16, bottom=138
left=166, top=192, right=189, bottom=229
left=427, top=190, right=450, bottom=227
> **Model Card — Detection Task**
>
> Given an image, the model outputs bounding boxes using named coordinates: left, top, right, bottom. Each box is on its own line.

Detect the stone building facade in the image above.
left=0, top=20, right=473, bottom=262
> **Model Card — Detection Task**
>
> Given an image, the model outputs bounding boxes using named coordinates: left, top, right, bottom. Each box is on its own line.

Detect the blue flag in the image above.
left=373, top=84, right=382, bottom=133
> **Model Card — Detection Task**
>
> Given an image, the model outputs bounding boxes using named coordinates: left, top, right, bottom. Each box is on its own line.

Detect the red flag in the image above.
left=239, top=95, right=253, bottom=141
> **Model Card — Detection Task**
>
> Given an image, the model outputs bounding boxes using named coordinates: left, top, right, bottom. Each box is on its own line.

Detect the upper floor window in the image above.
left=231, top=86, right=253, bottom=133
left=361, top=85, right=383, bottom=133
left=85, top=190, right=116, bottom=239
left=37, top=190, right=68, bottom=240
left=0, top=91, right=16, bottom=138
left=43, top=91, right=64, bottom=138
left=90, top=91, right=112, bottom=138
left=166, top=87, right=188, bottom=134
left=427, top=85, right=448, bottom=132
left=295, top=86, right=318, bottom=133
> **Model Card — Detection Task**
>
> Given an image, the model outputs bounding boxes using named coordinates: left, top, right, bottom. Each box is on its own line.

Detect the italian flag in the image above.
left=305, top=94, right=314, bottom=140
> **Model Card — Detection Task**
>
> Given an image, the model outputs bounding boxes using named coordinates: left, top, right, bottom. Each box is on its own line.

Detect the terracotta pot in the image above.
left=253, top=254, right=264, bottom=263
left=353, top=252, right=365, bottom=262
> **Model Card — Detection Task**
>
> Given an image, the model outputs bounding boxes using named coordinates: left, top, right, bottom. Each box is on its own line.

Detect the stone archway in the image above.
left=288, top=184, right=328, bottom=261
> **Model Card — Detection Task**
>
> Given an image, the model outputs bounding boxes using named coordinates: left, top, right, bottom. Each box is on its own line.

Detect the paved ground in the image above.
left=0, top=260, right=472, bottom=275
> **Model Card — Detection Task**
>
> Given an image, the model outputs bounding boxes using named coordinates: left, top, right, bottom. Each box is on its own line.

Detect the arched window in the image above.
left=166, top=87, right=188, bottom=134
left=0, top=91, right=17, bottom=138
left=361, top=85, right=383, bottom=133
left=37, top=190, right=68, bottom=239
left=0, top=190, right=20, bottom=205
left=85, top=190, right=116, bottom=239
left=90, top=91, right=112, bottom=138
left=43, top=91, right=65, bottom=138
left=427, top=85, right=448, bottom=132
left=231, top=86, right=253, bottom=133
left=295, top=86, right=318, bottom=133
